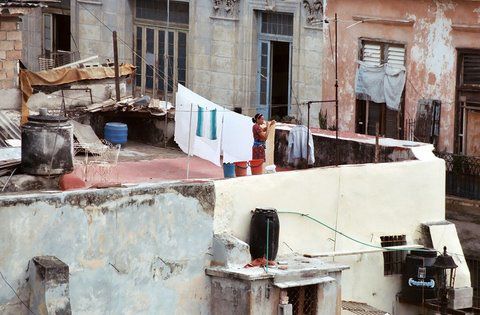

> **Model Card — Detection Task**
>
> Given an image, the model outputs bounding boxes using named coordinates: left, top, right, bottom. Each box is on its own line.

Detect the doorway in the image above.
left=271, top=41, right=290, bottom=119
left=256, top=11, right=293, bottom=120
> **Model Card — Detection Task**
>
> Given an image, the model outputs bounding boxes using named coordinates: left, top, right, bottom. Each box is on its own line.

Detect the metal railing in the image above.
left=435, top=151, right=480, bottom=200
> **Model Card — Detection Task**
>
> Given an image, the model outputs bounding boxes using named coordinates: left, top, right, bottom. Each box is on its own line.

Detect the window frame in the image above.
left=134, top=23, right=188, bottom=98
left=380, top=234, right=407, bottom=276
left=355, top=37, right=407, bottom=139
left=43, top=13, right=53, bottom=54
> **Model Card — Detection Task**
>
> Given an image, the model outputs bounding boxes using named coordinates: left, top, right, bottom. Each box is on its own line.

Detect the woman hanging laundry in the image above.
left=252, top=113, right=275, bottom=162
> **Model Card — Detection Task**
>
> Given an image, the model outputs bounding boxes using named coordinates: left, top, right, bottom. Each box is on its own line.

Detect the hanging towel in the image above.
left=355, top=61, right=406, bottom=110
left=384, top=64, right=406, bottom=110
left=175, top=84, right=223, bottom=166
left=355, top=61, right=386, bottom=104
left=222, top=111, right=254, bottom=163
left=209, top=108, right=218, bottom=140
left=196, top=105, right=204, bottom=137
left=287, top=125, right=315, bottom=166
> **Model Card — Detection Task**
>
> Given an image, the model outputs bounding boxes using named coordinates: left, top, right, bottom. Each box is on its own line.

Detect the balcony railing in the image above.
left=435, top=151, right=480, bottom=200
left=38, top=50, right=80, bottom=71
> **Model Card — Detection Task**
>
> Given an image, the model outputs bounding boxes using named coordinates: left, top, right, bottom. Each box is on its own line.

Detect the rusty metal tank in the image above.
left=21, top=109, right=73, bottom=175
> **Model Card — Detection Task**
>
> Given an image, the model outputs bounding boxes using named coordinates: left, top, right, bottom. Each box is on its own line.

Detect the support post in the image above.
left=334, top=13, right=339, bottom=166
left=375, top=122, right=380, bottom=163
left=306, top=101, right=311, bottom=168
left=164, top=0, right=170, bottom=148
left=113, top=31, right=121, bottom=102
left=186, top=103, right=193, bottom=179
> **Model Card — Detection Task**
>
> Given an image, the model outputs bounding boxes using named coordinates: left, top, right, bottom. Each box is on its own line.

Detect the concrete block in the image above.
left=448, top=286, right=473, bottom=310
left=0, top=21, right=18, bottom=31
left=0, top=31, right=6, bottom=40
left=0, top=80, right=14, bottom=89
left=14, top=40, right=22, bottom=51
left=6, top=31, right=21, bottom=41
left=212, top=233, right=250, bottom=267
left=0, top=51, right=5, bottom=60
left=0, top=71, right=6, bottom=80
left=28, top=256, right=72, bottom=315
left=0, top=40, right=14, bottom=51
left=278, top=304, right=293, bottom=315
left=2, top=60, right=16, bottom=70
left=6, top=50, right=21, bottom=60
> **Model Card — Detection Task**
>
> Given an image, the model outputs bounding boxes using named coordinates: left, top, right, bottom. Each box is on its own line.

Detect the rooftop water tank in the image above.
left=21, top=109, right=73, bottom=175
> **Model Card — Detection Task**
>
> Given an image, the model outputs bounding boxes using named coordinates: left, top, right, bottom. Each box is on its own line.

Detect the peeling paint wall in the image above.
left=0, top=182, right=215, bottom=315
left=322, top=0, right=480, bottom=153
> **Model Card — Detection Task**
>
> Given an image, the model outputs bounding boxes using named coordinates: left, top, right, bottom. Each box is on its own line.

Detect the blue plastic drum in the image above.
left=104, top=122, right=128, bottom=145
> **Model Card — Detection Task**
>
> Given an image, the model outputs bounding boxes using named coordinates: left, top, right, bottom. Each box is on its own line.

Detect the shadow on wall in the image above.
left=274, top=129, right=417, bottom=167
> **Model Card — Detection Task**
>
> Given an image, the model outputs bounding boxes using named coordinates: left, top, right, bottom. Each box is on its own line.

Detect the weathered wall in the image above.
left=0, top=182, right=215, bottom=315
left=274, top=128, right=416, bottom=167
left=19, top=7, right=42, bottom=72
left=188, top=0, right=324, bottom=124
left=322, top=0, right=480, bottom=153
left=71, top=0, right=133, bottom=64
left=213, top=148, right=469, bottom=314
left=0, top=14, right=22, bottom=110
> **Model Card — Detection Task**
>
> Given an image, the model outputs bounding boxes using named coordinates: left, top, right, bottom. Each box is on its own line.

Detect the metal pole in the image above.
left=113, top=31, right=121, bottom=102
left=164, top=0, right=170, bottom=148
left=375, top=122, right=379, bottom=163
left=306, top=102, right=311, bottom=168
left=186, top=103, right=193, bottom=179
left=335, top=13, right=339, bottom=166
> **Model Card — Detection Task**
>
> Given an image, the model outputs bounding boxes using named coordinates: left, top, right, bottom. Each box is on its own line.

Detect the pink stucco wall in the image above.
left=322, top=0, right=480, bottom=152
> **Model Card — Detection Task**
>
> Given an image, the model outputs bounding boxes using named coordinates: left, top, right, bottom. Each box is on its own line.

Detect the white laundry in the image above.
left=222, top=111, right=253, bottom=163
left=287, top=125, right=315, bottom=166
left=355, top=61, right=406, bottom=110
left=175, top=84, right=223, bottom=166
left=384, top=64, right=406, bottom=111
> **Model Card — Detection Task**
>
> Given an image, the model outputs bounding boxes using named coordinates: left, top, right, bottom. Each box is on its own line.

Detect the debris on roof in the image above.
left=343, top=301, right=389, bottom=315
left=0, top=111, right=21, bottom=147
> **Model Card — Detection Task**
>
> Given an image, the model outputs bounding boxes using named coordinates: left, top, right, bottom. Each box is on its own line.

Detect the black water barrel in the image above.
left=21, top=109, right=73, bottom=175
left=249, top=208, right=280, bottom=261
left=401, top=248, right=439, bottom=302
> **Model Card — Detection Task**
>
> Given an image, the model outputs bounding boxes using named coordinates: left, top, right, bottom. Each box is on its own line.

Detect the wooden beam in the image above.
left=352, top=15, right=415, bottom=26
left=452, top=23, right=480, bottom=32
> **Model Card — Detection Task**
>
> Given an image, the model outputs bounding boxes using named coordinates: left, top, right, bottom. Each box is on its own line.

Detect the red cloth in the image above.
left=252, top=146, right=265, bottom=161
left=59, top=173, right=87, bottom=191
left=244, top=257, right=276, bottom=268
left=252, top=124, right=266, bottom=161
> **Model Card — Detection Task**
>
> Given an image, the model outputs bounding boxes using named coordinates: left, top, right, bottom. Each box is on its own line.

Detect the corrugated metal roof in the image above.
left=343, top=301, right=389, bottom=315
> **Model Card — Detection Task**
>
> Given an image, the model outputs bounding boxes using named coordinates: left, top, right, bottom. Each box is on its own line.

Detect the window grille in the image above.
left=287, top=285, right=317, bottom=315
left=136, top=0, right=189, bottom=25
left=261, top=12, right=293, bottom=36
left=380, top=235, right=406, bottom=275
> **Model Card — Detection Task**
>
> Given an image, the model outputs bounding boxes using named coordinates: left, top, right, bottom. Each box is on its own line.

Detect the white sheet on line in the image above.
left=175, top=84, right=223, bottom=166
left=222, top=111, right=253, bottom=163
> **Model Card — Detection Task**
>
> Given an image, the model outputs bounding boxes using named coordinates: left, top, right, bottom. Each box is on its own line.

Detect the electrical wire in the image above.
left=77, top=2, right=176, bottom=91
left=0, top=270, right=36, bottom=315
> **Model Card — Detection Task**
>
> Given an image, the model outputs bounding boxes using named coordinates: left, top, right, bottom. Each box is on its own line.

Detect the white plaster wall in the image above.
left=213, top=152, right=469, bottom=314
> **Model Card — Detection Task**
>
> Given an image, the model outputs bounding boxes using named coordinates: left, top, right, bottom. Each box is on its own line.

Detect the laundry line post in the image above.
left=186, top=103, right=193, bottom=179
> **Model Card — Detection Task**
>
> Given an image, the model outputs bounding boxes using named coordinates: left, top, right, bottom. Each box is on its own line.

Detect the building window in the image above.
left=136, top=0, right=189, bottom=25
left=456, top=50, right=480, bottom=155
left=287, top=285, right=318, bottom=315
left=355, top=40, right=406, bottom=139
left=134, top=0, right=188, bottom=97
left=261, top=12, right=293, bottom=36
left=135, top=26, right=187, bottom=97
left=380, top=235, right=406, bottom=276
